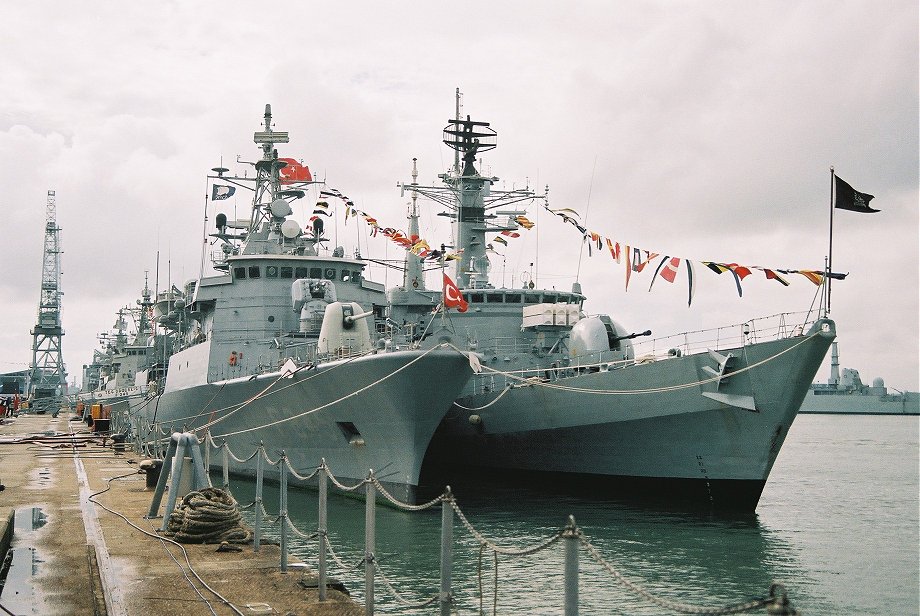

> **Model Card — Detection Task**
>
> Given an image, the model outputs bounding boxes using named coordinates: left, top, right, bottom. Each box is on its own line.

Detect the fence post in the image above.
left=254, top=442, right=264, bottom=552
left=279, top=451, right=289, bottom=573
left=222, top=442, right=230, bottom=491
left=318, top=459, right=328, bottom=601
left=440, top=486, right=454, bottom=616
left=564, top=515, right=579, bottom=616
left=365, top=471, right=376, bottom=616
left=203, top=432, right=211, bottom=476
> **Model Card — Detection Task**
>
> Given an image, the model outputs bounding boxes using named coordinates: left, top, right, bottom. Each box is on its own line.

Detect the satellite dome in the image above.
left=872, top=377, right=885, bottom=388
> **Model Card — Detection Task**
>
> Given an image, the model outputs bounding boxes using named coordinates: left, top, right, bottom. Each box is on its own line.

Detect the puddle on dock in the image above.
left=0, top=507, right=47, bottom=614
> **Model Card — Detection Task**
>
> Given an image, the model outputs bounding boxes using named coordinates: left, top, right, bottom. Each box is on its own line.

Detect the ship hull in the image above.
left=424, top=320, right=835, bottom=510
left=132, top=348, right=473, bottom=503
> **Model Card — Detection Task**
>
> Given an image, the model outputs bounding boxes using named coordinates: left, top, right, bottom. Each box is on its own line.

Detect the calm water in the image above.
left=229, top=415, right=919, bottom=615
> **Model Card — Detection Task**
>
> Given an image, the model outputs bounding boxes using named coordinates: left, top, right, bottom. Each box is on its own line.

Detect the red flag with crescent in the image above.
left=278, top=158, right=312, bottom=184
left=443, top=274, right=468, bottom=312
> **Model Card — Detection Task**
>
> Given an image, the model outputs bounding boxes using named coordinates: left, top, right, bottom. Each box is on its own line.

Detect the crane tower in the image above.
left=29, top=190, right=67, bottom=402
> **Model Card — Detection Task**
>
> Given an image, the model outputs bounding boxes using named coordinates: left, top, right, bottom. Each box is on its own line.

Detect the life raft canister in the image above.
left=229, top=351, right=238, bottom=366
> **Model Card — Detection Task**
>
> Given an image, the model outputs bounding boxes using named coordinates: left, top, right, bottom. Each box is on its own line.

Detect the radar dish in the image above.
left=281, top=219, right=301, bottom=239
left=270, top=199, right=292, bottom=218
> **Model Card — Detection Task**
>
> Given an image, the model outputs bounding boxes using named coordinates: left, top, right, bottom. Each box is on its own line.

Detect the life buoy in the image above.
left=229, top=352, right=238, bottom=366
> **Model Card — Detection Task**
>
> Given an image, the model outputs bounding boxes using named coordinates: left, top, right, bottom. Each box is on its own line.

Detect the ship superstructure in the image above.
left=130, top=105, right=474, bottom=502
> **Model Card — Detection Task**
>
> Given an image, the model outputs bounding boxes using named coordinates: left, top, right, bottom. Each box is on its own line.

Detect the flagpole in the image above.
left=826, top=166, right=835, bottom=317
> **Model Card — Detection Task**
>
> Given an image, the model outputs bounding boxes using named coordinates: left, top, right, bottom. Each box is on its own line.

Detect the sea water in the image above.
left=231, top=415, right=919, bottom=615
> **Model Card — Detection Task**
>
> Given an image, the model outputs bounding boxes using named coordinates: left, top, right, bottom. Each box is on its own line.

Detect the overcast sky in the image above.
left=1, top=1, right=916, bottom=391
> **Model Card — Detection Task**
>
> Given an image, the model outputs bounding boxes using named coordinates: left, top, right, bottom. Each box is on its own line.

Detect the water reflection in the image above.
left=224, top=474, right=805, bottom=615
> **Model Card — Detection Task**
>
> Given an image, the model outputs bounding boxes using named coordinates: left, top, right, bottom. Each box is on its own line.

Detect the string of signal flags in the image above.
left=310, top=174, right=876, bottom=307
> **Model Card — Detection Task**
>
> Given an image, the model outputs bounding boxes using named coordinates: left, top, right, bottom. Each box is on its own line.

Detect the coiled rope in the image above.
left=163, top=487, right=252, bottom=544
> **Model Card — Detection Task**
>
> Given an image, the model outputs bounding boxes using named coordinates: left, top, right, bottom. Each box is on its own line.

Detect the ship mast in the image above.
left=398, top=95, right=543, bottom=290
left=402, top=158, right=426, bottom=290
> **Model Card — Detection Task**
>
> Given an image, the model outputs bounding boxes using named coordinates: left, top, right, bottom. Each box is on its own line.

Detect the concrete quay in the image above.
left=0, top=412, right=362, bottom=615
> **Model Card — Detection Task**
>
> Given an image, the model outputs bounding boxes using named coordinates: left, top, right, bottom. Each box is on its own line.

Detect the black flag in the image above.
left=834, top=176, right=878, bottom=213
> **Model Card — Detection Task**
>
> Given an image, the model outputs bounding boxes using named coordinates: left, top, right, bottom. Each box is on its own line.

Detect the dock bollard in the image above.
left=139, top=459, right=163, bottom=489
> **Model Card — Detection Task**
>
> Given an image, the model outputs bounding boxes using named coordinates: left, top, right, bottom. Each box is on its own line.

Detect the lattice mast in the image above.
left=29, top=190, right=67, bottom=399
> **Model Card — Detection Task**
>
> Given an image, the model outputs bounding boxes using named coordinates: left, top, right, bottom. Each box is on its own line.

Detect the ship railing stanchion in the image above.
left=254, top=441, right=265, bottom=552
left=318, top=458, right=328, bottom=601
left=440, top=485, right=454, bottom=616
left=365, top=469, right=376, bottom=615
left=279, top=450, right=289, bottom=573
left=563, top=515, right=579, bottom=616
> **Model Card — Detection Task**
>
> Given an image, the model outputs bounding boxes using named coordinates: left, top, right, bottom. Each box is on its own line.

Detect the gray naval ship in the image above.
left=389, top=106, right=837, bottom=510
left=799, top=342, right=919, bottom=415
left=77, top=278, right=158, bottom=415
left=131, top=105, right=474, bottom=503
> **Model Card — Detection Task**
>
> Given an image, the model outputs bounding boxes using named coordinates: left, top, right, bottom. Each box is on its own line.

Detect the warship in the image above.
left=389, top=100, right=836, bottom=510
left=130, top=105, right=474, bottom=502
left=76, top=278, right=158, bottom=418
left=799, top=342, right=919, bottom=415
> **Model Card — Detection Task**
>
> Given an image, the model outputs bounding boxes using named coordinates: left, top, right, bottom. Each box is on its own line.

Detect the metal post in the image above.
left=280, top=452, right=289, bottom=573
left=318, top=459, right=328, bottom=601
left=203, top=432, right=211, bottom=477
left=440, top=486, right=454, bottom=616
left=222, top=442, right=230, bottom=491
left=254, top=443, right=264, bottom=552
left=365, top=471, right=376, bottom=616
left=564, top=515, right=579, bottom=616
left=159, top=434, right=189, bottom=532
left=147, top=432, right=179, bottom=518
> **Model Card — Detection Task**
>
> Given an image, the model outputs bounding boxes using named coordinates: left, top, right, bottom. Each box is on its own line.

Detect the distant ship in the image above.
left=799, top=342, right=919, bottom=415
left=76, top=279, right=158, bottom=418
left=389, top=96, right=836, bottom=511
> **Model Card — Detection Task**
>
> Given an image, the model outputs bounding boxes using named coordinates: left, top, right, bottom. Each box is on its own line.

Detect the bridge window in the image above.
left=505, top=293, right=522, bottom=303
left=311, top=267, right=323, bottom=278
left=279, top=266, right=293, bottom=279
left=233, top=267, right=246, bottom=279
left=248, top=266, right=261, bottom=278
left=324, top=268, right=336, bottom=280
left=266, top=266, right=278, bottom=279
left=486, top=293, right=503, bottom=303
left=295, top=267, right=309, bottom=279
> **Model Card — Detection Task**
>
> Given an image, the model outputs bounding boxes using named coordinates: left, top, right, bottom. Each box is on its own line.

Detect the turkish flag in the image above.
left=278, top=158, right=312, bottom=184
left=443, top=274, right=468, bottom=312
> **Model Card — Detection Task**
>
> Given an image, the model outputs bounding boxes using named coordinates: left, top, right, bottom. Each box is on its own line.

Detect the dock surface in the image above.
left=0, top=413, right=361, bottom=615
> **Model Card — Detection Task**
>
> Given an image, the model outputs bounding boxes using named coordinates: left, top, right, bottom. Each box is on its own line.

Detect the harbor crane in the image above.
left=28, top=189, right=67, bottom=406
